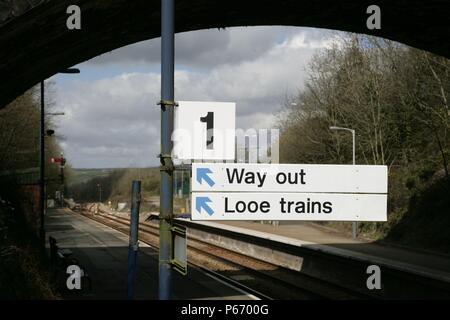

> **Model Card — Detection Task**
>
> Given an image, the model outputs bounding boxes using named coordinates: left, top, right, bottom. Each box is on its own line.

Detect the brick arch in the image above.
left=0, top=0, right=448, bottom=108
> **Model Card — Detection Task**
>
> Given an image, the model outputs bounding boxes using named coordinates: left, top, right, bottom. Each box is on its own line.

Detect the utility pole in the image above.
left=39, top=68, right=79, bottom=242
left=39, top=81, right=45, bottom=242
left=159, top=0, right=175, bottom=300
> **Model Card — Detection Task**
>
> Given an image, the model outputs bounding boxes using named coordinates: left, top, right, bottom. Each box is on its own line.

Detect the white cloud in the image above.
left=55, top=27, right=341, bottom=168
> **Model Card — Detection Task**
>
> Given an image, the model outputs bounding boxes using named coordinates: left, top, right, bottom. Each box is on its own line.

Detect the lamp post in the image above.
left=329, top=126, right=357, bottom=239
left=40, top=68, right=80, bottom=243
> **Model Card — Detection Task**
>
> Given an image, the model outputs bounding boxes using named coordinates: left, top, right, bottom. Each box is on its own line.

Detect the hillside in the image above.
left=67, top=167, right=160, bottom=206
left=67, top=168, right=116, bottom=186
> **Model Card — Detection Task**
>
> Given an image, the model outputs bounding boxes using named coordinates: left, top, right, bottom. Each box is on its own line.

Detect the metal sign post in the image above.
left=127, top=180, right=141, bottom=299
left=159, top=0, right=175, bottom=300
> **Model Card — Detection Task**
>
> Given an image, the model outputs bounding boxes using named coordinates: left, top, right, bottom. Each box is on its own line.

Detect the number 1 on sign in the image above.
left=200, top=112, right=214, bottom=149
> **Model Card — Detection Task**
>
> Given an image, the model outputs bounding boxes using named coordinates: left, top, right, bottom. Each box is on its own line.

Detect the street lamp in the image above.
left=329, top=126, right=355, bottom=165
left=40, top=67, right=80, bottom=243
left=329, top=126, right=357, bottom=239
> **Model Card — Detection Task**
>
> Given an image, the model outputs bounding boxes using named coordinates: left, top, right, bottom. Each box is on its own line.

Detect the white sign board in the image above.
left=191, top=163, right=388, bottom=221
left=192, top=163, right=388, bottom=193
left=192, top=192, right=387, bottom=221
left=173, top=101, right=235, bottom=160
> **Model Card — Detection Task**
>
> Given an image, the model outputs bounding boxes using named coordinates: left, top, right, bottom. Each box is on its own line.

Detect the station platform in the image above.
left=108, top=205, right=450, bottom=282
left=45, top=208, right=256, bottom=300
left=210, top=220, right=450, bottom=280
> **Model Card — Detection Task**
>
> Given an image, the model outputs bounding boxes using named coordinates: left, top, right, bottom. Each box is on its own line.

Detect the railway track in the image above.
left=78, top=210, right=372, bottom=300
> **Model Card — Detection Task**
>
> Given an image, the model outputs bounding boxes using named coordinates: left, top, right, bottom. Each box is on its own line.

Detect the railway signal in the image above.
left=49, top=156, right=64, bottom=164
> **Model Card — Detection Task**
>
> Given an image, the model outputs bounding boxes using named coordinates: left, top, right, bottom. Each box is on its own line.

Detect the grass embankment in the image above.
left=382, top=169, right=450, bottom=253
left=108, top=168, right=160, bottom=202
left=67, top=168, right=115, bottom=187
left=69, top=167, right=161, bottom=211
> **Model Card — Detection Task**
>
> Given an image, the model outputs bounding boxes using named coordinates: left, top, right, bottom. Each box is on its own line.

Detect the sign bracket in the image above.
left=158, top=153, right=174, bottom=173
left=170, top=225, right=187, bottom=275
left=158, top=100, right=178, bottom=109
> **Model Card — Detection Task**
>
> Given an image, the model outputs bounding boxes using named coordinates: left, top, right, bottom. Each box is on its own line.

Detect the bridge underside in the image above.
left=0, top=0, right=448, bottom=108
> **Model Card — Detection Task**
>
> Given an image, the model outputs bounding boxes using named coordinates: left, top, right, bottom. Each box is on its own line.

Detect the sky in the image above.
left=51, top=26, right=342, bottom=168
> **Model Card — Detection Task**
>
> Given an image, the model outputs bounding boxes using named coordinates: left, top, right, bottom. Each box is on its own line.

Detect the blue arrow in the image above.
left=196, top=197, right=214, bottom=216
left=197, top=168, right=215, bottom=187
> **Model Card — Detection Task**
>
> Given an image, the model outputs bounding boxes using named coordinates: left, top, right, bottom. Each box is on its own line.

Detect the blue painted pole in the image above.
left=127, top=180, right=141, bottom=299
left=159, top=0, right=175, bottom=300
